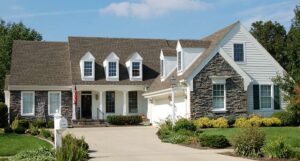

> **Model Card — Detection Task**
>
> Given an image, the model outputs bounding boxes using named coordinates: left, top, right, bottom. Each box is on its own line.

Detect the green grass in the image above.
left=202, top=127, right=300, bottom=149
left=0, top=133, right=52, bottom=156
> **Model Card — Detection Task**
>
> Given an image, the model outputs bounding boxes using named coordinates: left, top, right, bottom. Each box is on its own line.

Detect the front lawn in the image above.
left=202, top=127, right=300, bottom=149
left=0, top=133, right=52, bottom=156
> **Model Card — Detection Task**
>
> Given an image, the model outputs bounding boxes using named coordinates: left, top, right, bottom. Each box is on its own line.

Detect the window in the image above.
left=260, top=85, right=271, bottom=108
left=84, top=61, right=93, bottom=76
left=132, top=62, right=140, bottom=77
left=129, top=91, right=138, bottom=113
left=213, top=84, right=225, bottom=109
left=48, top=92, right=61, bottom=115
left=161, top=60, right=164, bottom=76
left=21, top=92, right=34, bottom=116
left=106, top=91, right=115, bottom=113
left=233, top=43, right=244, bottom=62
left=177, top=51, right=182, bottom=71
left=108, top=62, right=117, bottom=77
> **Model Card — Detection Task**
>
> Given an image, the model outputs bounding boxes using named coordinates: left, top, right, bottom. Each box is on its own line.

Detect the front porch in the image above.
left=71, top=85, right=148, bottom=121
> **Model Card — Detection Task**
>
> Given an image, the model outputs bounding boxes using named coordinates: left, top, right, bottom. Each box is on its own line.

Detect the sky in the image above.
left=0, top=0, right=299, bottom=41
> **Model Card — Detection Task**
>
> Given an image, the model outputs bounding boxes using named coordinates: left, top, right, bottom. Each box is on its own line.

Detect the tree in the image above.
left=286, top=5, right=300, bottom=83
left=250, top=21, right=287, bottom=69
left=0, top=20, right=42, bottom=102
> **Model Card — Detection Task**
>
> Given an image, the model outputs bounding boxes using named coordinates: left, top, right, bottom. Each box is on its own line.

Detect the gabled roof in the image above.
left=179, top=39, right=211, bottom=48
left=9, top=40, right=72, bottom=86
left=126, top=52, right=143, bottom=61
left=161, top=48, right=177, bottom=57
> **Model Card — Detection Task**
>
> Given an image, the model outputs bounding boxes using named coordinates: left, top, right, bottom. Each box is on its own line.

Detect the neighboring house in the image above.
left=4, top=21, right=286, bottom=125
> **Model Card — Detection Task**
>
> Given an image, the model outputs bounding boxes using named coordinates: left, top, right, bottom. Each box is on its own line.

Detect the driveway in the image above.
left=67, top=126, right=254, bottom=161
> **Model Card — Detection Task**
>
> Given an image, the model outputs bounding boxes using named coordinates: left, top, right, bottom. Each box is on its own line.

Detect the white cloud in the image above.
left=100, top=0, right=212, bottom=19
left=238, top=1, right=296, bottom=29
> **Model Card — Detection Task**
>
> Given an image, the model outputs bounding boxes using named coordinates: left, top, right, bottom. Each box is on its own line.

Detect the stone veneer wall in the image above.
left=10, top=91, right=72, bottom=122
left=190, top=53, right=247, bottom=119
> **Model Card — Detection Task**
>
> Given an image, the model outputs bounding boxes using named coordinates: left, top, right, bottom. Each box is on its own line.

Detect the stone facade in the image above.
left=9, top=91, right=73, bottom=122
left=190, top=53, right=247, bottom=119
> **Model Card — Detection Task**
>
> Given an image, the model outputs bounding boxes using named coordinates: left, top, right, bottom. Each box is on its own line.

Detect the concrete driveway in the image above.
left=67, top=126, right=254, bottom=161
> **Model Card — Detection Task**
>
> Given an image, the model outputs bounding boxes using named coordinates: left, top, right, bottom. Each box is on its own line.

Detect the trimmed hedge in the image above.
left=0, top=102, right=8, bottom=128
left=173, top=118, right=196, bottom=131
left=107, top=115, right=143, bottom=125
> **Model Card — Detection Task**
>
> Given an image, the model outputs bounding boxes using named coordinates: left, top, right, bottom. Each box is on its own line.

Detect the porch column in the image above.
left=98, top=91, right=104, bottom=119
left=123, top=90, right=128, bottom=115
left=72, top=89, right=76, bottom=120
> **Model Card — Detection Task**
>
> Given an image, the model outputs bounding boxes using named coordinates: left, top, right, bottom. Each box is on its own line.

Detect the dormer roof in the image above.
left=126, top=52, right=143, bottom=61
left=161, top=48, right=177, bottom=57
left=105, top=52, right=119, bottom=60
left=178, top=39, right=211, bottom=48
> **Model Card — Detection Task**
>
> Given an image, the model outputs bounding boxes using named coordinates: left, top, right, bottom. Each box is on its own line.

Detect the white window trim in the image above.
left=131, top=61, right=142, bottom=78
left=80, top=52, right=95, bottom=81
left=177, top=51, right=183, bottom=72
left=21, top=91, right=35, bottom=116
left=258, top=84, right=274, bottom=111
left=107, top=61, right=119, bottom=78
left=212, top=84, right=227, bottom=112
left=48, top=91, right=61, bottom=116
left=232, top=42, right=246, bottom=64
left=160, top=59, right=165, bottom=78
left=83, top=61, right=94, bottom=77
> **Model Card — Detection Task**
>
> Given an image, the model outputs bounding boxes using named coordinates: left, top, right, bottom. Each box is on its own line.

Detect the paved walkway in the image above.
left=67, top=126, right=255, bottom=161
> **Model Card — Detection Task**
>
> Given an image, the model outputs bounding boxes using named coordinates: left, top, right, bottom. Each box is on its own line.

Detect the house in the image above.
left=4, top=21, right=286, bottom=125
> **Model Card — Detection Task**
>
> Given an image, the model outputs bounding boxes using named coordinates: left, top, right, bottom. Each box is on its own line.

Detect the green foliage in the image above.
left=11, top=118, right=29, bottom=130
left=272, top=110, right=297, bottom=126
left=47, top=120, right=54, bottom=128
left=262, top=138, right=293, bottom=159
left=27, top=126, right=39, bottom=136
left=156, top=119, right=173, bottom=140
left=14, top=127, right=26, bottom=134
left=55, top=134, right=89, bottom=161
left=199, top=134, right=230, bottom=148
left=0, top=102, right=7, bottom=128
left=233, top=127, right=266, bottom=157
left=0, top=20, right=42, bottom=102
left=40, top=129, right=51, bottom=138
left=173, top=118, right=196, bottom=132
left=4, top=126, right=13, bottom=133
left=9, top=147, right=55, bottom=161
left=273, top=74, right=296, bottom=101
left=161, top=133, right=189, bottom=144
left=107, top=115, right=143, bottom=125
left=193, top=117, right=212, bottom=128
left=31, top=119, right=47, bottom=128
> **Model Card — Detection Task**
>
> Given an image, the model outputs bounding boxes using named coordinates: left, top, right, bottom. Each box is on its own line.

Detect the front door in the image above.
left=81, top=94, right=92, bottom=119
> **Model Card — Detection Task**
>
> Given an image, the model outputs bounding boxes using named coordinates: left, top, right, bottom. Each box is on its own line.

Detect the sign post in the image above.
left=54, top=112, right=68, bottom=149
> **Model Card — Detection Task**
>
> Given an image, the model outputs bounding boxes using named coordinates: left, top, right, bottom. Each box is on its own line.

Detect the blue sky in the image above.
left=0, top=0, right=299, bottom=41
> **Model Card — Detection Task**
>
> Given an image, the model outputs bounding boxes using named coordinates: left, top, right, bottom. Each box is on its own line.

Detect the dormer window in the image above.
left=80, top=52, right=95, bottom=81
left=177, top=51, right=182, bottom=71
left=126, top=52, right=143, bottom=81
left=103, top=52, right=119, bottom=81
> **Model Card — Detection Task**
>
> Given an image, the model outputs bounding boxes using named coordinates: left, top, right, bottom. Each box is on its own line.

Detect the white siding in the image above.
left=164, top=56, right=177, bottom=77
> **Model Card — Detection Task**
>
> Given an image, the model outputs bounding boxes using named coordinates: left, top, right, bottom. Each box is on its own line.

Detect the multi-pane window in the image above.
left=212, top=84, right=225, bottom=109
left=22, top=92, right=34, bottom=115
left=49, top=92, right=61, bottom=115
left=84, top=61, right=93, bottom=76
left=129, top=91, right=138, bottom=113
left=132, top=62, right=140, bottom=77
left=233, top=43, right=244, bottom=62
left=260, top=85, right=271, bottom=108
left=177, top=51, right=182, bottom=71
left=108, top=62, right=117, bottom=77
left=106, top=91, right=115, bottom=113
left=161, top=60, right=164, bottom=76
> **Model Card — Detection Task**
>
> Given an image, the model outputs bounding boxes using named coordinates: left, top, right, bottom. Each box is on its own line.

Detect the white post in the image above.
left=123, top=91, right=128, bottom=115
left=72, top=89, right=77, bottom=120
left=99, top=91, right=103, bottom=119
left=54, top=112, right=68, bottom=149
left=172, top=88, right=176, bottom=125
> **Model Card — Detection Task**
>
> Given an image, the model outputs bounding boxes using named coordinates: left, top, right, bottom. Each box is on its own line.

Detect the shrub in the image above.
left=29, top=126, right=40, bottom=136
left=162, top=133, right=189, bottom=144
left=11, top=118, right=29, bottom=130
left=193, top=117, right=212, bottom=128
left=211, top=117, right=229, bottom=128
left=55, top=134, right=89, bottom=161
left=40, top=129, right=51, bottom=138
left=47, top=120, right=54, bottom=128
left=31, top=119, right=47, bottom=128
left=176, top=129, right=195, bottom=136
left=272, top=111, right=297, bottom=126
left=4, top=126, right=13, bottom=133
left=262, top=138, right=293, bottom=159
left=234, top=117, right=251, bottom=128
left=225, top=115, right=236, bottom=127
left=14, top=127, right=26, bottom=134
left=261, top=117, right=281, bottom=127
left=107, top=115, right=143, bottom=125
left=10, top=147, right=55, bottom=161
left=0, top=102, right=8, bottom=128
left=173, top=118, right=196, bottom=132
left=248, top=115, right=263, bottom=127
left=157, top=119, right=173, bottom=140
left=233, top=126, right=265, bottom=157
left=199, top=134, right=230, bottom=148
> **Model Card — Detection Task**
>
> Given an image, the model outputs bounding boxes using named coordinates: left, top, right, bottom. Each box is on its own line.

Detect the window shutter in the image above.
left=253, top=85, right=260, bottom=110
left=274, top=85, right=281, bottom=110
